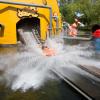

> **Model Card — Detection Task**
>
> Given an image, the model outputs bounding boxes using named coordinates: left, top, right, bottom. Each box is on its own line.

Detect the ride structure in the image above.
left=0, top=0, right=61, bottom=44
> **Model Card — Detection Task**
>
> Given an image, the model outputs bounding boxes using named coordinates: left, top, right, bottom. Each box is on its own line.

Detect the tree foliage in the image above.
left=60, top=0, right=100, bottom=28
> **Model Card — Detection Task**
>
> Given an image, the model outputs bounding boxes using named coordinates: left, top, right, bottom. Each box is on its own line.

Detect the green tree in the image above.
left=60, top=0, right=100, bottom=29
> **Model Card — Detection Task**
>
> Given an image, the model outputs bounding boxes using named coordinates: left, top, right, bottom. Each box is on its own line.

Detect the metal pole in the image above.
left=52, top=16, right=60, bottom=35
left=0, top=0, right=52, bottom=36
left=49, top=8, right=52, bottom=37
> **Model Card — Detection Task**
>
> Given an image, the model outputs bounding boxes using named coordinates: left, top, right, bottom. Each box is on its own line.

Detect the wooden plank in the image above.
left=78, top=65, right=100, bottom=78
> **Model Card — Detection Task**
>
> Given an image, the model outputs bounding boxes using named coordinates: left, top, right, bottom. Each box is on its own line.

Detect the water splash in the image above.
left=0, top=31, right=100, bottom=91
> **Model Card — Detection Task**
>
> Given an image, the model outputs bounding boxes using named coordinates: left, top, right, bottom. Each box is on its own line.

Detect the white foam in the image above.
left=0, top=31, right=100, bottom=91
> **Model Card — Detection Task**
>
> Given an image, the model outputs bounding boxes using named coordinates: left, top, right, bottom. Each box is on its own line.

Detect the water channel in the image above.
left=0, top=31, right=100, bottom=100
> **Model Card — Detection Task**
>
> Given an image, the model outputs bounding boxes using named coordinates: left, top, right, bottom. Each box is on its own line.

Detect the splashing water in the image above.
left=0, top=31, right=100, bottom=91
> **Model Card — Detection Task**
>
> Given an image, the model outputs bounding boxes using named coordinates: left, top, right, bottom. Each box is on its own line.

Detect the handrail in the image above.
left=32, top=29, right=42, bottom=45
left=62, top=36, right=92, bottom=41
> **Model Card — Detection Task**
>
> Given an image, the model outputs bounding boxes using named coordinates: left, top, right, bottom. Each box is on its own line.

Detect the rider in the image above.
left=68, top=18, right=81, bottom=37
left=68, top=18, right=84, bottom=37
left=92, top=24, right=100, bottom=52
left=42, top=45, right=56, bottom=56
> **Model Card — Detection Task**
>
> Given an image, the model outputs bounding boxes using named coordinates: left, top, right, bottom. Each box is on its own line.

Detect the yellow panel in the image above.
left=0, top=0, right=61, bottom=44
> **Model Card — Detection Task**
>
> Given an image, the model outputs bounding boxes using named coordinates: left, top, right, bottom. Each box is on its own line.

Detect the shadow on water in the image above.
left=0, top=79, right=87, bottom=100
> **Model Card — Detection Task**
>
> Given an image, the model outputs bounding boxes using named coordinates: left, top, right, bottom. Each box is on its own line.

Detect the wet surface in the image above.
left=53, top=66, right=100, bottom=100
left=0, top=46, right=89, bottom=100
left=0, top=43, right=100, bottom=100
left=0, top=79, right=88, bottom=100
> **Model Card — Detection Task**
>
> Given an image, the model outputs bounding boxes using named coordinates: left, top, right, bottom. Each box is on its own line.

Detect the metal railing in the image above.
left=62, top=36, right=92, bottom=41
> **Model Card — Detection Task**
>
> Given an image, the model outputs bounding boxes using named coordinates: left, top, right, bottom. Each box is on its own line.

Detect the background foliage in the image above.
left=59, top=0, right=100, bottom=30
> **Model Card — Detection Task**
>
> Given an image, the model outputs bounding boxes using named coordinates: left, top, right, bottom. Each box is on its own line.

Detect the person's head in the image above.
left=42, top=45, right=48, bottom=49
left=92, top=24, right=100, bottom=33
left=75, top=18, right=80, bottom=22
left=75, top=18, right=79, bottom=22
left=74, top=18, right=82, bottom=26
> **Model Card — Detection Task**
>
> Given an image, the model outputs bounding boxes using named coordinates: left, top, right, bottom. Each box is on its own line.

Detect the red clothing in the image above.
left=93, top=29, right=100, bottom=38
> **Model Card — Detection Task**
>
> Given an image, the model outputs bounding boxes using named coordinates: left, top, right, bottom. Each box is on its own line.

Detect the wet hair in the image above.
left=92, top=24, right=100, bottom=33
left=42, top=45, right=48, bottom=49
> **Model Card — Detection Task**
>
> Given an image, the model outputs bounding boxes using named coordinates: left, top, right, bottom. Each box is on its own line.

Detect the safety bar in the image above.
left=0, top=0, right=53, bottom=36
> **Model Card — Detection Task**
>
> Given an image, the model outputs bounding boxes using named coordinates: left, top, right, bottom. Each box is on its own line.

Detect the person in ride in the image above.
left=92, top=24, right=100, bottom=38
left=93, top=28, right=100, bottom=38
left=92, top=24, right=100, bottom=51
left=42, top=46, right=56, bottom=56
left=68, top=18, right=81, bottom=37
